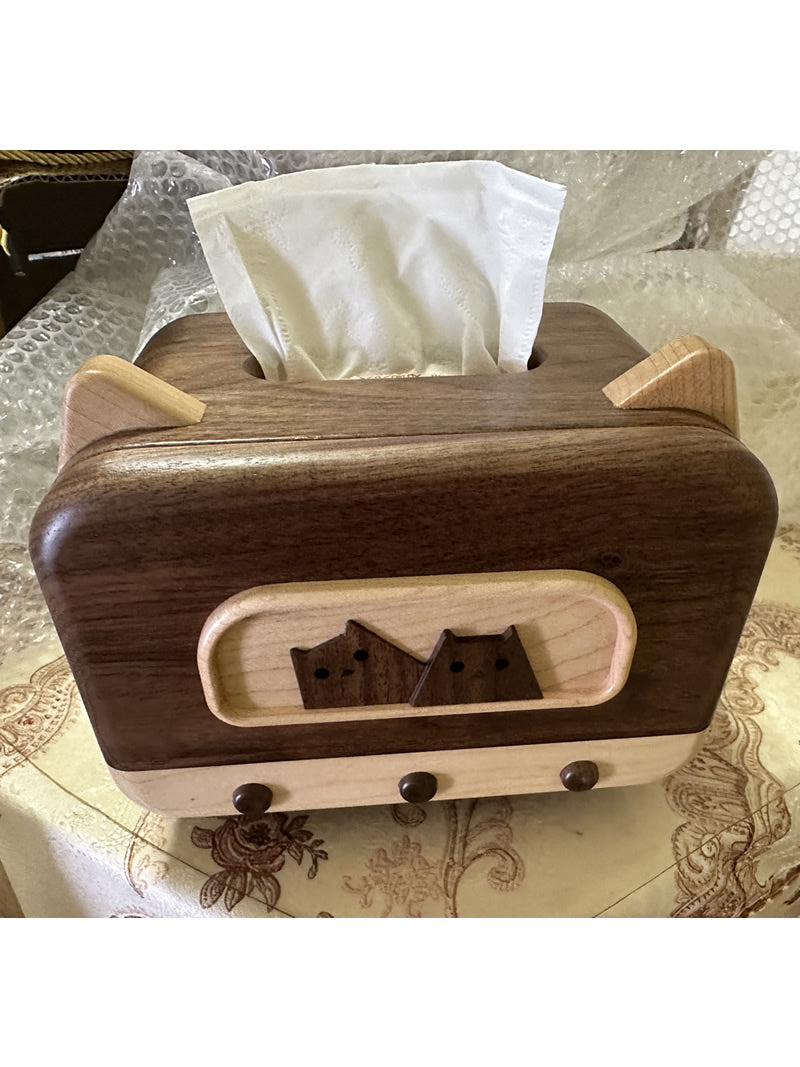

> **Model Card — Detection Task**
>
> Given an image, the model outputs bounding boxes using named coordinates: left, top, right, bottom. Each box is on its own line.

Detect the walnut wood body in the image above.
left=29, top=304, right=778, bottom=773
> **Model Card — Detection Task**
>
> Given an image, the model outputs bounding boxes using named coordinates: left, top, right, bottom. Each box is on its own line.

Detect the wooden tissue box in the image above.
left=29, top=303, right=778, bottom=817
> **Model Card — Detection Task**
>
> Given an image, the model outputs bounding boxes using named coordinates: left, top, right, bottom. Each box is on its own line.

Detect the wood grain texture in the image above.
left=109, top=729, right=708, bottom=817
left=65, top=304, right=732, bottom=461
left=198, top=570, right=635, bottom=727
left=29, top=305, right=777, bottom=774
left=59, top=353, right=206, bottom=468
left=602, top=335, right=739, bottom=436
left=30, top=424, right=776, bottom=771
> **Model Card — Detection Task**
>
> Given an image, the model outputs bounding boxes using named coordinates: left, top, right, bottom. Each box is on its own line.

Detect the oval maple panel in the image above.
left=198, top=570, right=637, bottom=728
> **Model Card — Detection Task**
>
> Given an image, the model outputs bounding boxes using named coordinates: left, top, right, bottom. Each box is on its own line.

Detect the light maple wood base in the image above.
left=110, top=730, right=706, bottom=817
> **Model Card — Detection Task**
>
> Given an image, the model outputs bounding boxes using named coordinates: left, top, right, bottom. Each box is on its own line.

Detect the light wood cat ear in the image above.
left=59, top=354, right=207, bottom=468
left=602, top=335, right=739, bottom=436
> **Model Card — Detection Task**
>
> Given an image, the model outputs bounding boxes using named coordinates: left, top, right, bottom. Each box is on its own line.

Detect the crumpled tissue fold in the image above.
left=188, top=161, right=566, bottom=381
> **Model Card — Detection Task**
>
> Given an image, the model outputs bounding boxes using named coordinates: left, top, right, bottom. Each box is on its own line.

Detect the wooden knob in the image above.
left=398, top=771, right=438, bottom=804
left=560, top=761, right=599, bottom=792
left=232, top=782, right=273, bottom=815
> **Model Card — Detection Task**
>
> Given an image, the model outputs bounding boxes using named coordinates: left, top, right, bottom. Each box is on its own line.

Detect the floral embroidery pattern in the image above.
left=345, top=796, right=523, bottom=917
left=441, top=797, right=523, bottom=916
left=391, top=802, right=427, bottom=828
left=191, top=812, right=328, bottom=913
left=344, top=835, right=444, bottom=917
left=776, top=524, right=800, bottom=562
left=0, top=656, right=80, bottom=775
left=665, top=603, right=800, bottom=916
left=124, top=811, right=169, bottom=898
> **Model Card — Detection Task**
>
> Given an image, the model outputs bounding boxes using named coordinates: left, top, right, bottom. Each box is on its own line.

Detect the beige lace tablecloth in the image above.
left=2, top=526, right=799, bottom=918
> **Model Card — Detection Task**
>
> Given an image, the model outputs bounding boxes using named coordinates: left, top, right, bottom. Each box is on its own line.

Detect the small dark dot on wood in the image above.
left=232, top=782, right=274, bottom=815
left=560, top=760, right=600, bottom=792
left=450, top=661, right=465, bottom=673
left=495, top=658, right=509, bottom=670
left=398, top=771, right=438, bottom=804
left=598, top=551, right=622, bottom=570
left=353, top=649, right=369, bottom=661
left=314, top=667, right=329, bottom=679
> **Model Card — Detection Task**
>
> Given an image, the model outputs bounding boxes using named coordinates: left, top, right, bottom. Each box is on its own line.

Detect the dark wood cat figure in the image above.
left=290, top=620, right=425, bottom=709
left=409, top=625, right=543, bottom=706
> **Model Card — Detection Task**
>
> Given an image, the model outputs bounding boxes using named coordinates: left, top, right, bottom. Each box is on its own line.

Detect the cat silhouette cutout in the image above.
left=409, top=625, right=543, bottom=706
left=290, top=620, right=425, bottom=709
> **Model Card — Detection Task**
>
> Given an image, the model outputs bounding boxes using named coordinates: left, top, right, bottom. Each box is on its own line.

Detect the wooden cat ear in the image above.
left=602, top=335, right=738, bottom=436
left=59, top=354, right=206, bottom=469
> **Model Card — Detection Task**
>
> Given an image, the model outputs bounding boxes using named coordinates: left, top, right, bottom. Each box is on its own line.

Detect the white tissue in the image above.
left=188, top=161, right=566, bottom=381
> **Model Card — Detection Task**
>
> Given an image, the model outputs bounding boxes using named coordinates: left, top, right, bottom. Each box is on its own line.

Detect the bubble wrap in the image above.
left=0, top=151, right=273, bottom=663
left=1, top=148, right=798, bottom=666
left=269, top=150, right=764, bottom=262
left=547, top=250, right=800, bottom=526
left=727, top=151, right=800, bottom=254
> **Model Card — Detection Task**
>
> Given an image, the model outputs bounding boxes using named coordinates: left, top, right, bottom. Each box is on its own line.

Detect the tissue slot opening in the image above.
left=242, top=355, right=266, bottom=380
left=240, top=346, right=547, bottom=381
left=527, top=345, right=547, bottom=370
left=240, top=347, right=550, bottom=381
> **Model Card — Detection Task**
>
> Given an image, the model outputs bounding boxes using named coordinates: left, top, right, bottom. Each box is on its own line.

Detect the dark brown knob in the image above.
left=232, top=782, right=273, bottom=815
left=398, top=771, right=438, bottom=804
left=560, top=760, right=599, bottom=792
